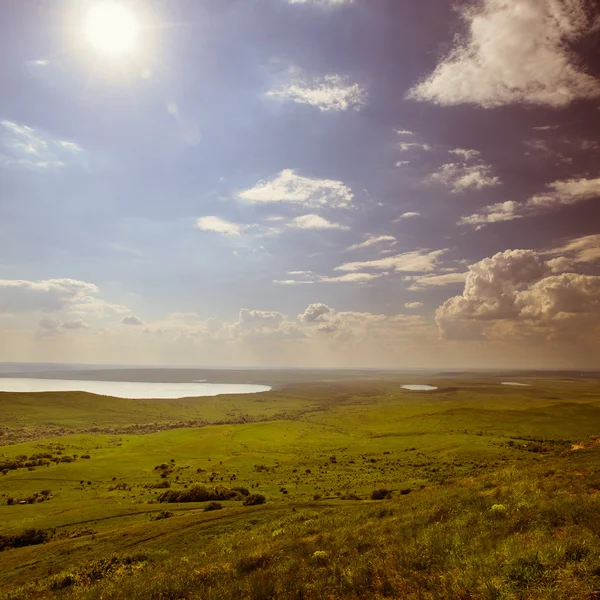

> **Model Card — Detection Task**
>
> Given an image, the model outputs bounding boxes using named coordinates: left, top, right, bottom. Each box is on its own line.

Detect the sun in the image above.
left=84, top=2, right=139, bottom=57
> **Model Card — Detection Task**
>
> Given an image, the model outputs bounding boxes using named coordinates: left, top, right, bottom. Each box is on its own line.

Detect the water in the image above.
left=501, top=382, right=531, bottom=387
left=401, top=384, right=438, bottom=391
left=0, top=378, right=271, bottom=399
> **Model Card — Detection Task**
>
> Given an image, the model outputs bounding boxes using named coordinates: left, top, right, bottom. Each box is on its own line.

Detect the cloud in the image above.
left=0, top=279, right=99, bottom=314
left=394, top=212, right=420, bottom=222
left=459, top=201, right=522, bottom=228
left=318, top=272, right=383, bottom=284
left=395, top=161, right=411, bottom=167
left=430, top=162, right=500, bottom=193
left=288, top=0, right=352, bottom=5
left=335, top=249, right=447, bottom=273
left=292, top=214, right=349, bottom=230
left=399, top=142, right=432, bottom=152
left=299, top=303, right=332, bottom=323
left=406, top=272, right=468, bottom=290
left=549, top=234, right=600, bottom=264
left=122, top=315, right=145, bottom=326
left=449, top=148, right=480, bottom=160
left=195, top=216, right=243, bottom=236
left=346, top=235, right=396, bottom=252
left=38, top=317, right=89, bottom=336
left=273, top=279, right=314, bottom=285
left=404, top=302, right=424, bottom=309
left=239, top=169, right=353, bottom=208
left=0, top=120, right=85, bottom=171
left=433, top=248, right=600, bottom=341
left=407, top=0, right=600, bottom=108
left=395, top=129, right=414, bottom=136
left=527, top=177, right=600, bottom=209
left=267, top=73, right=366, bottom=112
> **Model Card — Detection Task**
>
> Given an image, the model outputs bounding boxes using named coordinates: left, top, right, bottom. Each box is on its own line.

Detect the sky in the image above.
left=1, top=0, right=600, bottom=369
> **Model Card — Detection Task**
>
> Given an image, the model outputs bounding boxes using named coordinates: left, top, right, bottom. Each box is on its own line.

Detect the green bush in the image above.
left=204, top=502, right=223, bottom=512
left=243, top=494, right=266, bottom=506
left=371, top=489, right=393, bottom=500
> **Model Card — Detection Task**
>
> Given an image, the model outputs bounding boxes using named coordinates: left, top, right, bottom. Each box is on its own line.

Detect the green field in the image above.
left=1, top=371, right=600, bottom=599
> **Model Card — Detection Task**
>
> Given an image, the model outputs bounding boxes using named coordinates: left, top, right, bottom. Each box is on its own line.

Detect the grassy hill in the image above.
left=1, top=373, right=600, bottom=599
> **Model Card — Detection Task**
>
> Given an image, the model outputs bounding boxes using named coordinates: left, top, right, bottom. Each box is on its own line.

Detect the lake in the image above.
left=401, top=385, right=438, bottom=391
left=0, top=378, right=271, bottom=399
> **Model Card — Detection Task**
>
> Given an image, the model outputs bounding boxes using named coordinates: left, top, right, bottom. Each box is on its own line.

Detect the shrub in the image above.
left=0, top=529, right=49, bottom=551
left=243, top=494, right=266, bottom=506
left=159, top=484, right=243, bottom=504
left=371, top=489, right=393, bottom=500
left=204, top=502, right=222, bottom=512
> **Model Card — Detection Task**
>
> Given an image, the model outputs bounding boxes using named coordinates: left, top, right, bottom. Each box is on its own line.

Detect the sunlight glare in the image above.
left=85, top=2, right=139, bottom=57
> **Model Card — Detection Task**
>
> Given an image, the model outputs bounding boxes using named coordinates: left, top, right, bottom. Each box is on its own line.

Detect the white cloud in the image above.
left=431, top=162, right=500, bottom=193
left=299, top=303, right=333, bottom=323
left=394, top=212, right=420, bottom=222
left=0, top=120, right=85, bottom=171
left=395, top=129, right=414, bottom=136
left=195, top=216, right=243, bottom=236
left=288, top=0, right=352, bottom=4
left=407, top=0, right=600, bottom=108
left=239, top=169, right=353, bottom=208
left=267, top=73, right=366, bottom=112
left=459, top=201, right=522, bottom=228
left=346, top=235, right=396, bottom=252
left=406, top=272, right=468, bottom=290
left=122, top=315, right=145, bottom=326
left=336, top=249, right=447, bottom=273
left=0, top=279, right=99, bottom=314
left=527, top=177, right=600, bottom=209
left=399, top=142, right=432, bottom=152
left=547, top=234, right=600, bottom=264
left=449, top=148, right=480, bottom=160
left=273, top=279, right=314, bottom=285
left=292, top=214, right=349, bottom=230
left=395, top=161, right=411, bottom=167
left=404, top=302, right=424, bottom=309
left=319, top=272, right=383, bottom=284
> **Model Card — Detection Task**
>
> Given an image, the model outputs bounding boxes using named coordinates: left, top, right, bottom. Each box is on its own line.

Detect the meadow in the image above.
left=1, top=371, right=600, bottom=599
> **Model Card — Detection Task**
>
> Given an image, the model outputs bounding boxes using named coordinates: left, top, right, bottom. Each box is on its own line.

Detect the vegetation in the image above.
left=1, top=372, right=600, bottom=598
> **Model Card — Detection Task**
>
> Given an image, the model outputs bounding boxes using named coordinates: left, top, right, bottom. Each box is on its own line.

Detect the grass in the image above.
left=0, top=372, right=600, bottom=598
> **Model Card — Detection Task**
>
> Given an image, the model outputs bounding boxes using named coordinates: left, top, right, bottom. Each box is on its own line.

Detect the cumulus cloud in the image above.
left=267, top=73, right=366, bottom=112
left=335, top=249, right=447, bottom=273
left=0, top=120, right=85, bottom=171
left=122, top=315, right=145, bottom=326
left=239, top=169, right=353, bottom=208
left=292, top=214, right=349, bottom=230
left=435, top=248, right=600, bottom=343
left=459, top=201, right=522, bottom=228
left=527, top=177, right=600, bottom=209
left=431, top=162, right=500, bottom=193
left=407, top=0, right=600, bottom=108
left=346, top=235, right=396, bottom=252
left=195, top=216, right=243, bottom=236
left=299, top=303, right=332, bottom=323
left=406, top=272, right=468, bottom=290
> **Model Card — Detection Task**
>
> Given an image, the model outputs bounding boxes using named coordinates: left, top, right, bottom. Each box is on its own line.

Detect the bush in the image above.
left=159, top=484, right=244, bottom=504
left=243, top=494, right=266, bottom=506
left=0, top=529, right=49, bottom=551
left=371, top=489, right=393, bottom=500
left=204, top=502, right=223, bottom=512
